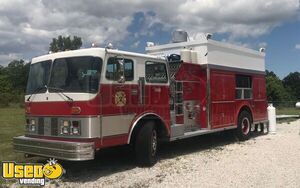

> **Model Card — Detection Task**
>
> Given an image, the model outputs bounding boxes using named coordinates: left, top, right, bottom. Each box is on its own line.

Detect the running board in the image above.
left=170, top=125, right=236, bottom=141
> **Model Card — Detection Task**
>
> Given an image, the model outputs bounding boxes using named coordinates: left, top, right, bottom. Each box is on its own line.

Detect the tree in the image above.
left=282, top=72, right=300, bottom=100
left=49, top=35, right=82, bottom=52
left=5, top=60, right=29, bottom=93
left=0, top=65, right=3, bottom=74
left=265, top=70, right=296, bottom=106
left=266, top=70, right=277, bottom=78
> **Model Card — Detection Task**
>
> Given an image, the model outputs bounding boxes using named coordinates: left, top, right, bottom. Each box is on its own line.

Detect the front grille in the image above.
left=51, top=118, right=58, bottom=136
left=38, top=118, right=44, bottom=135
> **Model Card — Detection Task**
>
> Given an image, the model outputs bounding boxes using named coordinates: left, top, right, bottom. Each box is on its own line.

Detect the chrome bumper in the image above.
left=13, top=136, right=95, bottom=161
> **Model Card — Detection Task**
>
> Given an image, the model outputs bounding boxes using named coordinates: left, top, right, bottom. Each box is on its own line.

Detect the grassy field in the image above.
left=0, top=105, right=27, bottom=186
left=0, top=105, right=26, bottom=162
left=276, top=107, right=300, bottom=116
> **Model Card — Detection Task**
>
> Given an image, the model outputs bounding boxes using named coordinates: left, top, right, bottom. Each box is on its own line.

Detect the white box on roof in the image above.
left=146, top=38, right=265, bottom=73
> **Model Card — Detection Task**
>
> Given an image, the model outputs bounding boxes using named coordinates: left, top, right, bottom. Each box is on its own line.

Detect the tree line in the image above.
left=0, top=35, right=299, bottom=107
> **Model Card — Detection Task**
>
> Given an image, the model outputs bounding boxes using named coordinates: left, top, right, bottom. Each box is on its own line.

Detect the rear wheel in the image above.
left=236, top=111, right=252, bottom=141
left=135, top=121, right=158, bottom=166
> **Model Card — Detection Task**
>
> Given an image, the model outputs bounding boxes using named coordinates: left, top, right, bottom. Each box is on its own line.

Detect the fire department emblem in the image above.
left=115, top=91, right=126, bottom=106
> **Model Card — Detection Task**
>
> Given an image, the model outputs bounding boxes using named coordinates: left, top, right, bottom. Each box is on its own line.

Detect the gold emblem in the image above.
left=115, top=91, right=126, bottom=106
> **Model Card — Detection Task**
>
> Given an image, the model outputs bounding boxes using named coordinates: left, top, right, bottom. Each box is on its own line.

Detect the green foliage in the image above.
left=0, top=75, right=12, bottom=93
left=49, top=35, right=82, bottom=52
left=0, top=60, right=29, bottom=107
left=282, top=72, right=300, bottom=100
left=266, top=70, right=296, bottom=107
left=5, top=60, right=30, bottom=93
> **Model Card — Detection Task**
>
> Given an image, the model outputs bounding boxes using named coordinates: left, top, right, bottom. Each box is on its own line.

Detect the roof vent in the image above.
left=106, top=43, right=114, bottom=49
left=146, top=42, right=155, bottom=47
left=205, top=33, right=213, bottom=40
left=172, top=29, right=188, bottom=43
left=259, top=48, right=265, bottom=53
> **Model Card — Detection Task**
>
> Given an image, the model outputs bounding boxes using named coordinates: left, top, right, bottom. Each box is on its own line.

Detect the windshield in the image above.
left=26, top=60, right=51, bottom=95
left=48, top=56, right=102, bottom=93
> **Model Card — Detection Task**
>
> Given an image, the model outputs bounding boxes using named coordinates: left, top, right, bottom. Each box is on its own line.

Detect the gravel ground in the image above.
left=8, top=120, right=300, bottom=188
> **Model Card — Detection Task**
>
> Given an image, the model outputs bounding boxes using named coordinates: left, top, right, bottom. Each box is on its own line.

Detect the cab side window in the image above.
left=105, top=57, right=134, bottom=81
left=145, top=61, right=168, bottom=83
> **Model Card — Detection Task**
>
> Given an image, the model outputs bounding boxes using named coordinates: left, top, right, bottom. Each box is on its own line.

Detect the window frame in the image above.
left=145, top=61, right=168, bottom=84
left=26, top=60, right=52, bottom=95
left=235, top=75, right=253, bottom=100
left=48, top=56, right=103, bottom=94
left=105, top=57, right=134, bottom=82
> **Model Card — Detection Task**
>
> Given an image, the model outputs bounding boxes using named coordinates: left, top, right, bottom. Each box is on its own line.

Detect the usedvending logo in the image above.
left=1, top=158, right=64, bottom=186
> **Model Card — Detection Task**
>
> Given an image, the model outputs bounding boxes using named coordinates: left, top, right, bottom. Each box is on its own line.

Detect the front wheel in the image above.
left=236, top=111, right=252, bottom=141
left=135, top=121, right=158, bottom=166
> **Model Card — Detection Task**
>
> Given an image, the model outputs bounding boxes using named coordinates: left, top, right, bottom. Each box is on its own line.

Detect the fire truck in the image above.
left=14, top=31, right=268, bottom=166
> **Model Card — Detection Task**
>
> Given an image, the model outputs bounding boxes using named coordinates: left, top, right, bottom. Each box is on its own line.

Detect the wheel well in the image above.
left=129, top=114, right=168, bottom=145
left=238, top=106, right=253, bottom=123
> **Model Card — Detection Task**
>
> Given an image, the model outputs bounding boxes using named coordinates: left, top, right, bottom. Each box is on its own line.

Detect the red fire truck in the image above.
left=14, top=32, right=268, bottom=166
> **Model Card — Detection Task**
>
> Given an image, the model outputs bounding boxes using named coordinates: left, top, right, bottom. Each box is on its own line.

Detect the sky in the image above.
left=0, top=0, right=299, bottom=78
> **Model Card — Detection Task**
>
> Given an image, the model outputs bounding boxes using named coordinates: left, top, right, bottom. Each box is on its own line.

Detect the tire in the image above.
left=236, top=111, right=252, bottom=141
left=260, top=123, right=265, bottom=133
left=135, top=121, right=158, bottom=167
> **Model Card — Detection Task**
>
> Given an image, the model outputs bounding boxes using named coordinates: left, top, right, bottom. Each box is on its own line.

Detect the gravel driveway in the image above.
left=9, top=120, right=300, bottom=188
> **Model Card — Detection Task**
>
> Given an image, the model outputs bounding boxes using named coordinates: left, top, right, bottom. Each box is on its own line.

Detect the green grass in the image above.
left=0, top=105, right=26, bottom=186
left=276, top=107, right=300, bottom=116
left=0, top=105, right=26, bottom=162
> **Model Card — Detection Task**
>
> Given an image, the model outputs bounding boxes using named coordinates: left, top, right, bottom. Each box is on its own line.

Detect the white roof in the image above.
left=146, top=38, right=266, bottom=73
left=32, top=48, right=164, bottom=64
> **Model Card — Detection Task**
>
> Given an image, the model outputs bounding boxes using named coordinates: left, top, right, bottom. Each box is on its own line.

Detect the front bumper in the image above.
left=13, top=136, right=95, bottom=161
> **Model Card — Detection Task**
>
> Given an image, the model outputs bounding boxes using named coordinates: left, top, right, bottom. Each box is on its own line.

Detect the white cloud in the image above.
left=0, top=53, right=24, bottom=66
left=130, top=41, right=141, bottom=49
left=295, top=44, right=300, bottom=49
left=0, top=0, right=299, bottom=65
left=259, top=42, right=268, bottom=48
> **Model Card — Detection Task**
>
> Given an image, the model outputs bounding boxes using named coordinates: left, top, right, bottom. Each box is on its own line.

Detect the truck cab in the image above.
left=14, top=48, right=170, bottom=163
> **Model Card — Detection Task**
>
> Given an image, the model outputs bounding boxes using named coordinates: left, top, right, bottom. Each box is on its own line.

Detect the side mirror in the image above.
left=117, top=59, right=125, bottom=83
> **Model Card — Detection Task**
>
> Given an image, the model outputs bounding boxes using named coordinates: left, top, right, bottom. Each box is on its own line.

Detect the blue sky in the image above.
left=262, top=20, right=300, bottom=78
left=0, top=0, right=299, bottom=79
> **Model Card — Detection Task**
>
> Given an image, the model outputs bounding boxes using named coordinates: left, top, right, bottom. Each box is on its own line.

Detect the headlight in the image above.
left=31, top=119, right=36, bottom=125
left=61, top=126, right=69, bottom=134
left=60, top=120, right=70, bottom=135
left=30, top=125, right=36, bottom=132
left=27, top=119, right=36, bottom=133
left=63, top=120, right=70, bottom=127
left=71, top=121, right=81, bottom=135
left=60, top=120, right=81, bottom=136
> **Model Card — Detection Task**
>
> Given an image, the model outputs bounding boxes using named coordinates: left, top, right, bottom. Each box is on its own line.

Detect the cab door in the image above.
left=144, top=61, right=170, bottom=124
left=100, top=56, right=137, bottom=138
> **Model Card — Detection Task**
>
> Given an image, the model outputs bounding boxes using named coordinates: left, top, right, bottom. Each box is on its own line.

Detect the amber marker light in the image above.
left=71, top=106, right=81, bottom=115
left=25, top=106, right=31, bottom=114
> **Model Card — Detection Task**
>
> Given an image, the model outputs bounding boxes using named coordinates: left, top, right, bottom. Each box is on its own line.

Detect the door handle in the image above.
left=131, top=90, right=138, bottom=95
left=115, top=85, right=125, bottom=89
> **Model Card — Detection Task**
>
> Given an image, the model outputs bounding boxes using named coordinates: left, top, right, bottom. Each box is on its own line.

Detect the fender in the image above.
left=235, top=101, right=254, bottom=124
left=127, top=112, right=167, bottom=144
